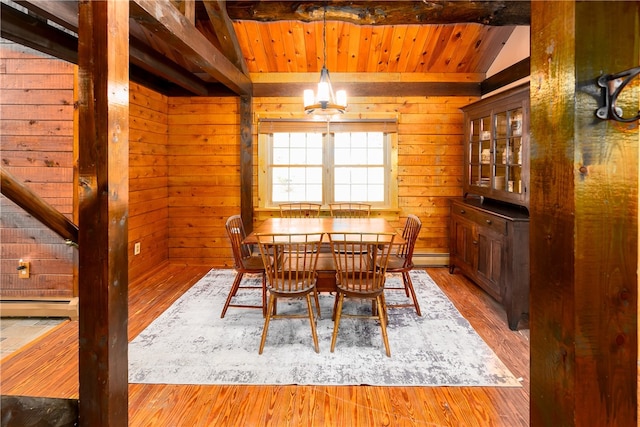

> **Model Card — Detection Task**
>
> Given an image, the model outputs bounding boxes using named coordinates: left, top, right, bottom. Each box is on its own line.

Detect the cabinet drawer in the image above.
left=451, top=203, right=507, bottom=235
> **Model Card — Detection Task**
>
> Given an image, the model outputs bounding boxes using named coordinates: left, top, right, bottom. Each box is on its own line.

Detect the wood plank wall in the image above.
left=128, top=83, right=170, bottom=280
left=167, top=93, right=474, bottom=267
left=0, top=42, right=170, bottom=303
left=0, top=41, right=75, bottom=298
left=167, top=97, right=240, bottom=267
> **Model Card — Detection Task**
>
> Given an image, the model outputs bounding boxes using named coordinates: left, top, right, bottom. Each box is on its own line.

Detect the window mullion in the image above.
left=323, top=132, right=334, bottom=205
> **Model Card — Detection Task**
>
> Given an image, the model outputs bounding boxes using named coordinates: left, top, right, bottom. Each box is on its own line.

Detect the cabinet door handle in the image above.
left=485, top=219, right=492, bottom=225
left=460, top=209, right=466, bottom=214
left=473, top=240, right=478, bottom=245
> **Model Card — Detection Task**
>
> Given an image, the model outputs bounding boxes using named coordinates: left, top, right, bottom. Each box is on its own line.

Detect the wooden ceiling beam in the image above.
left=131, top=0, right=252, bottom=96
left=201, top=0, right=249, bottom=75
left=252, top=81, right=480, bottom=98
left=15, top=0, right=79, bottom=33
left=225, top=1, right=530, bottom=26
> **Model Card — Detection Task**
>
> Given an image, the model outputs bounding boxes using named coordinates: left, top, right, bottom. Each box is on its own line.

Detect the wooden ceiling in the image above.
left=1, top=1, right=530, bottom=97
left=233, top=20, right=515, bottom=74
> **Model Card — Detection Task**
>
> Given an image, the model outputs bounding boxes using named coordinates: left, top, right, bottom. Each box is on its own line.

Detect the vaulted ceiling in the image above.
left=1, top=0, right=530, bottom=97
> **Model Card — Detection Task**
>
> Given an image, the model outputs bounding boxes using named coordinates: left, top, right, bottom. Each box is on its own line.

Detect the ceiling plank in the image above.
left=131, top=0, right=252, bottom=96
left=225, top=1, right=531, bottom=26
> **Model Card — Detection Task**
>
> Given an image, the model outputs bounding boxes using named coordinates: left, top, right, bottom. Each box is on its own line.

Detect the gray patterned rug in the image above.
left=128, top=269, right=520, bottom=387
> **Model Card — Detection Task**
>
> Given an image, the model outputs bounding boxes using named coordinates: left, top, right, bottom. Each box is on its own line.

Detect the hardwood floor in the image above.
left=0, top=264, right=530, bottom=426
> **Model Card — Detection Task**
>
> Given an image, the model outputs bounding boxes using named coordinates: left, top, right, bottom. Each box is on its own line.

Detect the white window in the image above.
left=258, top=120, right=398, bottom=209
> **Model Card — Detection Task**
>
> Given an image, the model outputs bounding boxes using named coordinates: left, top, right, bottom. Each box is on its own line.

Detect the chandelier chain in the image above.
left=322, top=3, right=327, bottom=68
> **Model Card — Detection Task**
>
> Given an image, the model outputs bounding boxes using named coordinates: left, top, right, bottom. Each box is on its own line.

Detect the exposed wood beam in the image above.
left=131, top=0, right=252, bottom=96
left=253, top=81, right=480, bottom=97
left=240, top=96, right=254, bottom=233
left=0, top=167, right=79, bottom=245
left=129, top=37, right=210, bottom=96
left=2, top=2, right=210, bottom=96
left=481, top=57, right=530, bottom=95
left=225, top=1, right=530, bottom=26
left=202, top=0, right=249, bottom=75
left=77, top=1, right=130, bottom=424
left=15, top=0, right=78, bottom=33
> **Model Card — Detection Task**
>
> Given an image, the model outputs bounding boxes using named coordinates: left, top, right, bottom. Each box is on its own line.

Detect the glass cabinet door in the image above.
left=469, top=116, right=491, bottom=188
left=492, top=107, right=523, bottom=195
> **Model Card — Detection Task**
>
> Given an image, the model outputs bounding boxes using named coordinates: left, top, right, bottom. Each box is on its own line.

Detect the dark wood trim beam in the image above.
left=253, top=81, right=481, bottom=97
left=1, top=167, right=79, bottom=245
left=226, top=1, right=530, bottom=26
left=77, top=1, right=130, bottom=425
left=202, top=0, right=249, bottom=75
left=129, top=37, right=210, bottom=96
left=131, top=0, right=252, bottom=96
left=240, top=96, right=254, bottom=233
left=481, top=57, right=530, bottom=95
left=15, top=0, right=79, bottom=33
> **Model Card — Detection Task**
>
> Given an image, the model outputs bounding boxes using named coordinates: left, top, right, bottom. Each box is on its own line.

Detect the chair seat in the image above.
left=268, top=278, right=317, bottom=297
left=243, top=254, right=267, bottom=271
left=383, top=256, right=411, bottom=271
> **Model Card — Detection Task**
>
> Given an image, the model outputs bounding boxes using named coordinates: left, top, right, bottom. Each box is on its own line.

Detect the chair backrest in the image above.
left=256, top=233, right=323, bottom=292
left=328, top=232, right=395, bottom=293
left=329, top=203, right=371, bottom=218
left=279, top=203, right=322, bottom=218
left=396, top=214, right=422, bottom=267
left=225, top=215, right=252, bottom=269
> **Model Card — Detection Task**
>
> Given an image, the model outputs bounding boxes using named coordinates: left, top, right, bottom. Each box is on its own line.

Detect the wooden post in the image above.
left=530, top=1, right=638, bottom=426
left=77, top=1, right=130, bottom=425
left=240, top=95, right=253, bottom=232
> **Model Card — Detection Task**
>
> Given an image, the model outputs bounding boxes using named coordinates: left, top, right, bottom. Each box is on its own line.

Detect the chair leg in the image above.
left=220, top=272, right=243, bottom=318
left=331, top=292, right=340, bottom=321
left=376, top=295, right=391, bottom=357
left=312, top=288, right=322, bottom=320
left=330, top=293, right=345, bottom=352
left=402, top=271, right=422, bottom=316
left=305, top=294, right=320, bottom=353
left=379, top=293, right=389, bottom=326
left=261, top=273, right=267, bottom=317
left=259, top=294, right=276, bottom=354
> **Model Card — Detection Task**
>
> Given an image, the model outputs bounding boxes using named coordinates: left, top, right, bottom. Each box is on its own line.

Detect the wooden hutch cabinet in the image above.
left=449, top=84, right=530, bottom=330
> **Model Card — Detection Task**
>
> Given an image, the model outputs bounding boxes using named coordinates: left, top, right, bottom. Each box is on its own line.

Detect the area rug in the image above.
left=128, top=269, right=520, bottom=387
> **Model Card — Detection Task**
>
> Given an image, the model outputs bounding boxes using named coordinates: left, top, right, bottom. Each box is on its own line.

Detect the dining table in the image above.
left=244, top=217, right=404, bottom=292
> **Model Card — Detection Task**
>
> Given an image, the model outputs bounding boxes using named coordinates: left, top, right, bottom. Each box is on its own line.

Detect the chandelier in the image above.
left=303, top=4, right=347, bottom=116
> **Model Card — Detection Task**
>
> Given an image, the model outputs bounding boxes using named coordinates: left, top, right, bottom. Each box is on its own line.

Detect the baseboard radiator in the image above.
left=412, top=252, right=450, bottom=268
left=0, top=298, right=79, bottom=320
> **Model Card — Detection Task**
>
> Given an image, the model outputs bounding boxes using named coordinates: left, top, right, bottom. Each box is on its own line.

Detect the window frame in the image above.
left=258, top=119, right=398, bottom=210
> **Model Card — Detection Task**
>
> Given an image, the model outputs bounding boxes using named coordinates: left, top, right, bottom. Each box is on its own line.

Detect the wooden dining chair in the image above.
left=329, top=202, right=371, bottom=218
left=256, top=232, right=324, bottom=354
left=383, top=214, right=423, bottom=316
left=279, top=203, right=322, bottom=218
left=328, top=232, right=395, bottom=357
left=221, top=215, right=267, bottom=318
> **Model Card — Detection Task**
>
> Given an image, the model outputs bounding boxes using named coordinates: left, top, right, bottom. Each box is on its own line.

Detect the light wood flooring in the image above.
left=0, top=265, right=530, bottom=426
